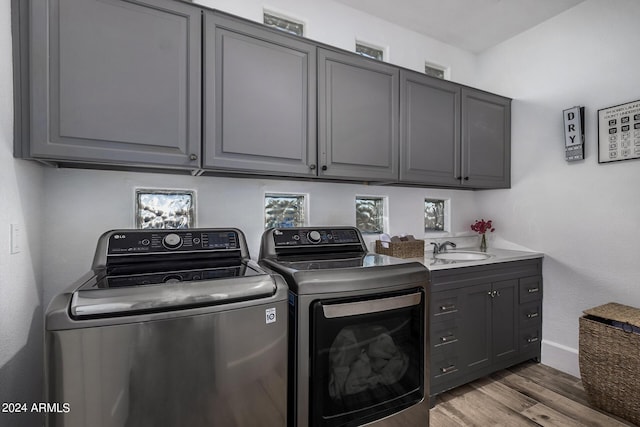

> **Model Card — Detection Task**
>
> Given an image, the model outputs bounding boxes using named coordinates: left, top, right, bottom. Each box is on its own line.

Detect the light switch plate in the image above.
left=10, top=224, right=21, bottom=254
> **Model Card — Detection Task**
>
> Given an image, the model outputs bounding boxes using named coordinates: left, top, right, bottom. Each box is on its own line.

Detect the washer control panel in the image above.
left=273, top=228, right=361, bottom=247
left=107, top=229, right=240, bottom=255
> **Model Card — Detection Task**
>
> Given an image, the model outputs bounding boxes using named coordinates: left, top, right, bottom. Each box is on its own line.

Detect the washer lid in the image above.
left=70, top=268, right=276, bottom=318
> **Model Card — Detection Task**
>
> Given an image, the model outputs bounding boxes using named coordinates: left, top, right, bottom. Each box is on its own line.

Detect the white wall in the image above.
left=475, top=0, right=640, bottom=376
left=0, top=2, right=45, bottom=426
left=41, top=169, right=481, bottom=304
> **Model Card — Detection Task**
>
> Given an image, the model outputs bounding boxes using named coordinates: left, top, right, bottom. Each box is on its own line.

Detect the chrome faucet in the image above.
left=431, top=241, right=457, bottom=255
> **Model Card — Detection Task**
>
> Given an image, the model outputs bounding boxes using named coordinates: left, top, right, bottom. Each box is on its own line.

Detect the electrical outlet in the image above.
left=11, top=224, right=21, bottom=254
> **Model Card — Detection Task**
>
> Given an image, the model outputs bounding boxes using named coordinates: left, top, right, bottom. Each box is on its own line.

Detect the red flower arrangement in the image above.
left=471, top=219, right=495, bottom=234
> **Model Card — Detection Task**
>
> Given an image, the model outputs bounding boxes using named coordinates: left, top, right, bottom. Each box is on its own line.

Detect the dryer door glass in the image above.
left=309, top=288, right=424, bottom=427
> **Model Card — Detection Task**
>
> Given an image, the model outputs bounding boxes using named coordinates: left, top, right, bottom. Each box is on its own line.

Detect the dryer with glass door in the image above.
left=259, top=226, right=429, bottom=427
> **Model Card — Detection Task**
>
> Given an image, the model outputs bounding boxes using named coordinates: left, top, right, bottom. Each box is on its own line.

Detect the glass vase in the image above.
left=480, top=234, right=487, bottom=252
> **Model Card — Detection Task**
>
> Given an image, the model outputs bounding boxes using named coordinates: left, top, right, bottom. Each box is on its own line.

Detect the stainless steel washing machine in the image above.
left=259, top=227, right=429, bottom=427
left=45, top=228, right=288, bottom=427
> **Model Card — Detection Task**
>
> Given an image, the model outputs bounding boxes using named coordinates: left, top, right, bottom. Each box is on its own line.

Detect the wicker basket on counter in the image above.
left=374, top=240, right=424, bottom=259
left=579, top=302, right=640, bottom=425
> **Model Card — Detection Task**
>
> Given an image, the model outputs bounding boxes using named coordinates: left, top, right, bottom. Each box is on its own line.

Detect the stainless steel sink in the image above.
left=434, top=251, right=492, bottom=261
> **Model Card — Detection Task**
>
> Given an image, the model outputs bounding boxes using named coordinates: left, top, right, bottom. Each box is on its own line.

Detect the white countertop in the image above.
left=409, top=247, right=544, bottom=271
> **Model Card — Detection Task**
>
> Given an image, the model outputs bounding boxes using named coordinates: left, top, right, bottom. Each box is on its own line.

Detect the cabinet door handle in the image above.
left=495, top=290, right=501, bottom=297
left=527, top=337, right=539, bottom=343
left=527, top=312, right=539, bottom=319
left=440, top=365, right=457, bottom=374
left=528, top=287, right=540, bottom=293
left=321, top=165, right=328, bottom=171
left=309, top=164, right=317, bottom=170
left=440, top=334, right=457, bottom=343
left=487, top=291, right=494, bottom=298
left=463, top=176, right=469, bottom=181
left=189, top=153, right=198, bottom=161
left=440, top=304, right=456, bottom=311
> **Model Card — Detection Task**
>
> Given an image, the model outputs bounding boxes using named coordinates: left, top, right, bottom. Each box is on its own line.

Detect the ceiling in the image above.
left=332, top=0, right=585, bottom=53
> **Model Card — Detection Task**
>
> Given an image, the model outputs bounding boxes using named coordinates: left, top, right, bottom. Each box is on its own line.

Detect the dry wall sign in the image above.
left=598, top=99, right=640, bottom=163
left=563, top=106, right=585, bottom=162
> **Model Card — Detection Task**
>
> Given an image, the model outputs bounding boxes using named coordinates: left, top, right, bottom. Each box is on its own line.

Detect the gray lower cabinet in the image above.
left=461, top=88, right=511, bottom=188
left=429, top=259, right=542, bottom=399
left=317, top=48, right=399, bottom=181
left=203, top=12, right=317, bottom=177
left=21, top=0, right=202, bottom=168
left=400, top=70, right=511, bottom=189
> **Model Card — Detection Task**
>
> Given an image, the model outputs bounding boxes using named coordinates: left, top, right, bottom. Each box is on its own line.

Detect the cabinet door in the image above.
left=460, top=282, right=492, bottom=372
left=29, top=0, right=201, bottom=168
left=400, top=70, right=461, bottom=186
left=461, top=88, right=511, bottom=188
left=318, top=49, right=399, bottom=181
left=491, top=279, right=519, bottom=364
left=203, top=13, right=317, bottom=176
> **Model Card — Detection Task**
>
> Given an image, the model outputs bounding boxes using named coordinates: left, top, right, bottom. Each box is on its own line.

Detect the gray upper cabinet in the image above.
left=25, top=0, right=202, bottom=168
left=318, top=48, right=399, bottom=181
left=461, top=88, right=511, bottom=188
left=15, top=2, right=511, bottom=187
left=400, top=71, right=511, bottom=189
left=203, top=12, right=317, bottom=177
left=399, top=70, right=461, bottom=186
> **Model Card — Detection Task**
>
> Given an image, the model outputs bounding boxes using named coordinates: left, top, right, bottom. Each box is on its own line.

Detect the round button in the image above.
left=162, top=233, right=183, bottom=249
left=308, top=230, right=322, bottom=243
left=141, top=239, right=150, bottom=246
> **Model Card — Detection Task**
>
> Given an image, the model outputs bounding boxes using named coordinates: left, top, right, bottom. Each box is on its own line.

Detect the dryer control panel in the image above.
left=273, top=228, right=361, bottom=247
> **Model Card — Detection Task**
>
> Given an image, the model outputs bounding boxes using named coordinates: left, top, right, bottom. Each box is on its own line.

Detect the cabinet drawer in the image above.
left=431, top=292, right=461, bottom=322
left=431, top=321, right=461, bottom=353
left=520, top=326, right=542, bottom=351
left=431, top=353, right=461, bottom=383
left=519, top=276, right=542, bottom=303
left=519, top=301, right=542, bottom=327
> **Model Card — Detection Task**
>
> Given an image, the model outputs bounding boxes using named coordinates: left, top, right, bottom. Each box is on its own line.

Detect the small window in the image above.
left=265, top=193, right=306, bottom=229
left=425, top=62, right=446, bottom=79
left=263, top=11, right=304, bottom=36
left=136, top=189, right=195, bottom=229
left=355, top=42, right=384, bottom=61
left=356, top=196, right=385, bottom=234
left=424, top=199, right=446, bottom=232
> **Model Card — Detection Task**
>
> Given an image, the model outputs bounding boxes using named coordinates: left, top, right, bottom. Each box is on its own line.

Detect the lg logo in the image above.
left=113, top=234, right=126, bottom=239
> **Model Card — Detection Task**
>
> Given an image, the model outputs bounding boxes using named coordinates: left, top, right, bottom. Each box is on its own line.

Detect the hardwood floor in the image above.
left=430, top=362, right=636, bottom=427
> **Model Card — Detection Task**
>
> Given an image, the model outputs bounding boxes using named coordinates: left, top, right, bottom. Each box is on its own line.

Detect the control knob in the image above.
left=307, top=230, right=322, bottom=244
left=162, top=233, right=183, bottom=249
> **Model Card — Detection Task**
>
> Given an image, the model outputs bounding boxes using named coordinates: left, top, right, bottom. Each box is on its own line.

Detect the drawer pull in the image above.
left=526, top=312, right=539, bottom=319
left=527, top=287, right=540, bottom=293
left=440, top=365, right=457, bottom=374
left=527, top=337, right=539, bottom=343
left=440, top=304, right=456, bottom=311
left=440, top=334, right=456, bottom=343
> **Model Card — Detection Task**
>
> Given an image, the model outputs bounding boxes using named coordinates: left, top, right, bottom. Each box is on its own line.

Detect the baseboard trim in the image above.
left=541, top=339, right=580, bottom=378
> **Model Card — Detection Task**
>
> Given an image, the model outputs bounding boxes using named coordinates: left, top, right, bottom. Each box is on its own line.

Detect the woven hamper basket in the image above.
left=579, top=302, right=640, bottom=425
left=375, top=240, right=424, bottom=259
